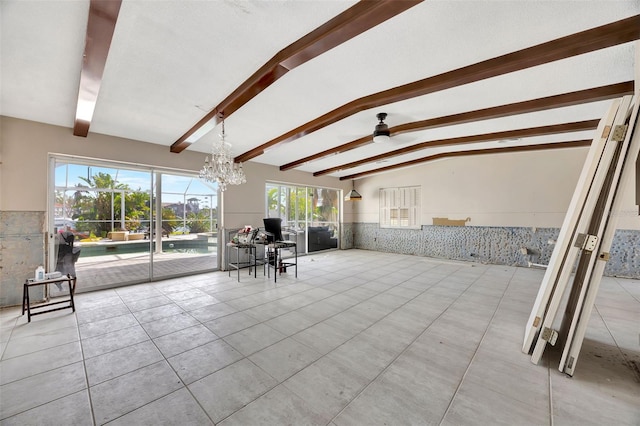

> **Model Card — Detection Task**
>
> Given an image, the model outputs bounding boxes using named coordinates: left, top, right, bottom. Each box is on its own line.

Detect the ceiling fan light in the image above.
left=373, top=132, right=390, bottom=143
left=345, top=189, right=363, bottom=201
left=372, top=112, right=390, bottom=143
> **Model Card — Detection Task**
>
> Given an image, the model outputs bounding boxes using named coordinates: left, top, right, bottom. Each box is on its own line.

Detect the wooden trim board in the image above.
left=559, top=95, right=639, bottom=375
left=529, top=96, right=633, bottom=364
left=521, top=99, right=622, bottom=354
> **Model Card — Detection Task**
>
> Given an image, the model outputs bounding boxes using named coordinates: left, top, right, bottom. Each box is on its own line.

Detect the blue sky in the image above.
left=55, top=163, right=218, bottom=205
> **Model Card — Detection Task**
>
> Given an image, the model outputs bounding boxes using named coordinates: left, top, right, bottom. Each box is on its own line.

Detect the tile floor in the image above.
left=72, top=250, right=217, bottom=292
left=1, top=250, right=638, bottom=425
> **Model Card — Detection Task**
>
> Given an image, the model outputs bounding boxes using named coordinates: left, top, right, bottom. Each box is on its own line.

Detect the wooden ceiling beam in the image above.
left=169, top=0, right=423, bottom=153
left=314, top=119, right=599, bottom=176
left=237, top=14, right=640, bottom=163
left=340, top=140, right=592, bottom=180
left=280, top=81, right=633, bottom=171
left=73, top=0, right=122, bottom=137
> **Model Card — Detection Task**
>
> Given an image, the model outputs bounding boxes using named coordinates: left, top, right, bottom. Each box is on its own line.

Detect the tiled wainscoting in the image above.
left=0, top=211, right=46, bottom=307
left=353, top=223, right=640, bottom=279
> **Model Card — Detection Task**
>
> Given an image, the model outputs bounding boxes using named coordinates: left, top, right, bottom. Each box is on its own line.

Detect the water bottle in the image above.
left=35, top=266, right=45, bottom=281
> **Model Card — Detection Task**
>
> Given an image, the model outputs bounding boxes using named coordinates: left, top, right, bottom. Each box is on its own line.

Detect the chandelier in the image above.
left=199, top=113, right=246, bottom=191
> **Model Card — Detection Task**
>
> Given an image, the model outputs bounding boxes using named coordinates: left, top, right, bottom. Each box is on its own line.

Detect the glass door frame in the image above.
left=48, top=154, right=221, bottom=291
left=265, top=181, right=341, bottom=254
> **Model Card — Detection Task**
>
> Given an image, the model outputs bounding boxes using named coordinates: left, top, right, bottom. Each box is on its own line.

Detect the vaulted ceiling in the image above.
left=2, top=1, right=638, bottom=180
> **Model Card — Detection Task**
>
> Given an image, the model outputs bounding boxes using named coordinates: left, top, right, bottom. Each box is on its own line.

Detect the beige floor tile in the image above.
left=384, top=285, right=423, bottom=300
left=75, top=303, right=130, bottom=325
left=2, top=326, right=79, bottom=360
left=326, top=334, right=401, bottom=381
left=225, top=293, right=276, bottom=311
left=284, top=357, right=369, bottom=419
left=78, top=313, right=138, bottom=340
left=189, top=302, right=237, bottom=322
left=152, top=323, right=218, bottom=358
left=11, top=311, right=77, bottom=335
left=324, top=310, right=374, bottom=336
left=0, top=362, right=86, bottom=420
left=82, top=325, right=149, bottom=359
left=89, top=361, right=182, bottom=424
left=291, top=321, right=355, bottom=355
left=249, top=337, right=322, bottom=382
left=334, top=371, right=439, bottom=426
left=464, top=350, right=549, bottom=408
left=218, top=384, right=329, bottom=426
left=264, top=310, right=317, bottom=336
left=123, top=294, right=173, bottom=312
left=0, top=390, right=92, bottom=426
left=189, top=359, right=277, bottom=423
left=85, top=340, right=163, bottom=386
left=131, top=303, right=185, bottom=324
left=167, top=339, right=243, bottom=384
left=223, top=323, right=287, bottom=356
left=115, top=285, right=163, bottom=301
left=550, top=340, right=640, bottom=424
left=163, top=288, right=210, bottom=302
left=359, top=318, right=420, bottom=350
left=106, top=388, right=214, bottom=426
left=441, top=380, right=548, bottom=426
left=242, top=301, right=293, bottom=322
left=203, top=311, right=260, bottom=337
left=341, top=286, right=379, bottom=302
left=294, top=299, right=349, bottom=323
left=212, top=286, right=265, bottom=302
left=139, top=311, right=200, bottom=338
left=173, top=294, right=222, bottom=311
left=402, top=337, right=476, bottom=383
left=0, top=341, right=82, bottom=385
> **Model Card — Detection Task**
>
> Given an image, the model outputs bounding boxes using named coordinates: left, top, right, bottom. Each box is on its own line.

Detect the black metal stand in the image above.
left=22, top=275, right=76, bottom=323
left=226, top=243, right=263, bottom=282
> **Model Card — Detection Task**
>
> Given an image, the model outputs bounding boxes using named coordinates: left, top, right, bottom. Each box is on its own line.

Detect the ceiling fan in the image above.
left=372, top=112, right=391, bottom=143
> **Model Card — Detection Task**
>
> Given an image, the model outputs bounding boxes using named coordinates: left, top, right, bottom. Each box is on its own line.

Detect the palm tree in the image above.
left=317, top=188, right=338, bottom=222
left=72, top=172, right=134, bottom=236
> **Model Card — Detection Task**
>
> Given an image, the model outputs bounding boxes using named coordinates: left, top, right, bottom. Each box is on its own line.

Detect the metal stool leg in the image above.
left=227, top=245, right=231, bottom=278
left=274, top=246, right=278, bottom=283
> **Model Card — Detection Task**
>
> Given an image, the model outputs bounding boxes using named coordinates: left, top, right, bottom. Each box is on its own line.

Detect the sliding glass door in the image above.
left=50, top=156, right=219, bottom=292
left=152, top=173, right=218, bottom=280
left=265, top=182, right=340, bottom=253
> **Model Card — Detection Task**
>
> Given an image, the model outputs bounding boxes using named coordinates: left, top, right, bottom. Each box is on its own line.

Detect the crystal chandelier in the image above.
left=199, top=113, right=246, bottom=191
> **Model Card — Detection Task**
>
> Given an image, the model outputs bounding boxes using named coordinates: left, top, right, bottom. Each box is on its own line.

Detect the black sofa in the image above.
left=308, top=226, right=338, bottom=252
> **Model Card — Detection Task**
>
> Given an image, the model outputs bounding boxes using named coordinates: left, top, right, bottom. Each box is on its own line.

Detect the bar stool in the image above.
left=263, top=218, right=297, bottom=282
left=226, top=228, right=261, bottom=282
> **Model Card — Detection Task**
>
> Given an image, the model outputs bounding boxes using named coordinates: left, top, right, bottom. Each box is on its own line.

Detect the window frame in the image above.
left=379, top=186, right=421, bottom=229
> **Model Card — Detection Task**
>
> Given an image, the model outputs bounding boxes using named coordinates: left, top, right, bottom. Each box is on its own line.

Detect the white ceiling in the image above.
left=1, top=0, right=638, bottom=180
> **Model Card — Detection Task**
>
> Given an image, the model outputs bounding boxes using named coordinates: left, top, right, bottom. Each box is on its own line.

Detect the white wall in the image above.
left=353, top=146, right=640, bottom=230
left=1, top=116, right=205, bottom=211
left=0, top=116, right=351, bottom=224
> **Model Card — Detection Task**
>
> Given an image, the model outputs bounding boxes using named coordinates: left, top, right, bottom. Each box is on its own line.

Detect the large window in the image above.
left=266, top=183, right=340, bottom=253
left=380, top=186, right=421, bottom=228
